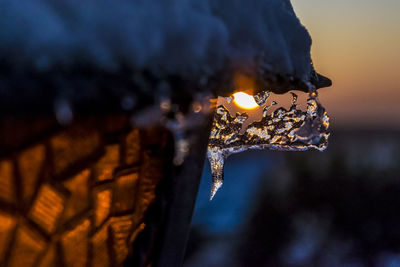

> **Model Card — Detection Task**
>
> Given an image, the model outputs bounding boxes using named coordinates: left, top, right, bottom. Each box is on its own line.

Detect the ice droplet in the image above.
left=163, top=94, right=212, bottom=166
left=207, top=90, right=330, bottom=199
left=54, top=99, right=73, bottom=125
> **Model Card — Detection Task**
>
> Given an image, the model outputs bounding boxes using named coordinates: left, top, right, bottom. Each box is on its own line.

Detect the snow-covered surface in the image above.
left=0, top=0, right=312, bottom=80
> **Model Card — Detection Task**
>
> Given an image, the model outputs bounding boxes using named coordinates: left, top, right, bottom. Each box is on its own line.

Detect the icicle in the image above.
left=207, top=148, right=225, bottom=200
left=207, top=89, right=330, bottom=199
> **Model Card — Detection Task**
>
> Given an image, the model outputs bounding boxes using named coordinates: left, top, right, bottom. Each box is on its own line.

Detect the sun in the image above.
left=232, top=92, right=259, bottom=110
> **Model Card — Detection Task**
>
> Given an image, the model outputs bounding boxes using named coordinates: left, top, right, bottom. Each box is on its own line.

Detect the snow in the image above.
left=0, top=0, right=312, bottom=81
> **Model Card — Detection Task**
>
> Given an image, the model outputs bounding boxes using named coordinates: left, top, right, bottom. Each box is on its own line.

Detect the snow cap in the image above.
left=0, top=0, right=312, bottom=81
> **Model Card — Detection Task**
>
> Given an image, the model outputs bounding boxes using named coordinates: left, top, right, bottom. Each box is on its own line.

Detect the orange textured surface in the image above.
left=37, top=243, right=56, bottom=267
left=125, top=129, right=141, bottom=165
left=0, top=212, right=16, bottom=262
left=113, top=173, right=139, bottom=214
left=93, top=187, right=112, bottom=228
left=62, top=169, right=91, bottom=223
left=28, top=184, right=66, bottom=234
left=0, top=121, right=169, bottom=267
left=50, top=127, right=100, bottom=175
left=109, top=215, right=133, bottom=265
left=0, top=160, right=15, bottom=204
left=61, top=219, right=91, bottom=267
left=94, top=144, right=120, bottom=181
left=91, top=223, right=110, bottom=267
left=7, top=225, right=47, bottom=267
left=18, top=144, right=46, bottom=203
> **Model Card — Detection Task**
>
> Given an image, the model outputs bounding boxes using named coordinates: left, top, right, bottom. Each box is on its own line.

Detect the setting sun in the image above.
left=233, top=92, right=259, bottom=110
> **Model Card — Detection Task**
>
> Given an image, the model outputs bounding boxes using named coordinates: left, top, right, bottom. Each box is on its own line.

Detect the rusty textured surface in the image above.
left=109, top=215, right=133, bottom=265
left=0, top=212, right=16, bottom=262
left=113, top=173, right=139, bottom=214
left=28, top=184, right=67, bottom=234
left=0, top=160, right=15, bottom=204
left=50, top=126, right=101, bottom=176
left=18, top=145, right=46, bottom=204
left=93, top=186, right=113, bottom=228
left=8, top=224, right=47, bottom=267
left=61, top=219, right=91, bottom=267
left=62, top=169, right=91, bottom=223
left=94, top=144, right=120, bottom=182
left=0, top=117, right=170, bottom=267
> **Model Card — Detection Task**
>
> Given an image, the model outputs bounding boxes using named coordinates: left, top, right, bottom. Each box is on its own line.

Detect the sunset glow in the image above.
left=293, top=0, right=400, bottom=128
left=233, top=92, right=259, bottom=110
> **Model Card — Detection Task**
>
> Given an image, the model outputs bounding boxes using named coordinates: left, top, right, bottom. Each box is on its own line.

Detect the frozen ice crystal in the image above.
left=207, top=90, right=330, bottom=200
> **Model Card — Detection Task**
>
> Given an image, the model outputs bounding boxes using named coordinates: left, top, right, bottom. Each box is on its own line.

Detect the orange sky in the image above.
left=293, top=0, right=400, bottom=129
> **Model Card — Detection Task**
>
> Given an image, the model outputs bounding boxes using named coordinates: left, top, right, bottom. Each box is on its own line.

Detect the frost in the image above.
left=207, top=90, right=330, bottom=200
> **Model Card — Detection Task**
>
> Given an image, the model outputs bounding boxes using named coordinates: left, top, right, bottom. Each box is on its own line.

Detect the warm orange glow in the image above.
left=233, top=92, right=259, bottom=110
left=234, top=72, right=255, bottom=94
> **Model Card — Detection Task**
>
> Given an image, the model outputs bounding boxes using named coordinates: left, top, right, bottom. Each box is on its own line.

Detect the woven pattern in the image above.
left=0, top=119, right=169, bottom=267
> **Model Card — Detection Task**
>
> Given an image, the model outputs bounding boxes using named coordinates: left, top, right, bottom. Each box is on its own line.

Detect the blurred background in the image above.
left=185, top=0, right=400, bottom=266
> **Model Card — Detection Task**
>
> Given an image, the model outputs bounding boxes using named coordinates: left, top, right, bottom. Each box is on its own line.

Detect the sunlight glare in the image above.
left=233, top=92, right=259, bottom=110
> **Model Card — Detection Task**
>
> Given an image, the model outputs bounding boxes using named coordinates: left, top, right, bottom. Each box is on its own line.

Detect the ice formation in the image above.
left=207, top=90, right=330, bottom=200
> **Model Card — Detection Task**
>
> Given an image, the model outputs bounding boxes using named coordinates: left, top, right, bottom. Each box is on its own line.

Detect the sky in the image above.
left=292, top=0, right=400, bottom=129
